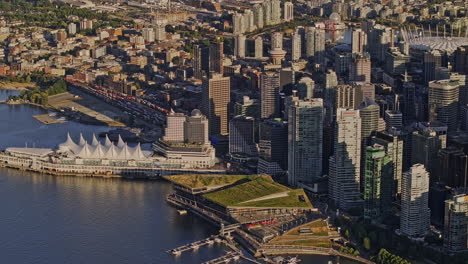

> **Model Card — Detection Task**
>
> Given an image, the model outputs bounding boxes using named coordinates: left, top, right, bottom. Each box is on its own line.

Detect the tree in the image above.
left=363, top=237, right=371, bottom=251
left=171, top=56, right=180, bottom=65
left=344, top=229, right=350, bottom=239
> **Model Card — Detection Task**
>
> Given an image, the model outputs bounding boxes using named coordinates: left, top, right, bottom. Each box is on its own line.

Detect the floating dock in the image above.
left=201, top=251, right=241, bottom=264
left=167, top=236, right=219, bottom=256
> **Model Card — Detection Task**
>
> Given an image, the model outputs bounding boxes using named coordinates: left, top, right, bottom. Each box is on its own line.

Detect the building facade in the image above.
left=400, top=164, right=431, bottom=238
left=329, top=108, right=362, bottom=211
left=288, top=99, right=324, bottom=187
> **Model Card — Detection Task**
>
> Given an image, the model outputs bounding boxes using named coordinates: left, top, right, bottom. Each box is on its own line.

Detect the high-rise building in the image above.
left=437, top=147, right=468, bottom=189
left=352, top=28, right=367, bottom=55
left=234, top=96, right=259, bottom=118
left=363, top=144, right=393, bottom=220
left=291, top=31, right=301, bottom=61
left=372, top=131, right=404, bottom=197
left=153, top=19, right=167, bottom=41
left=279, top=67, right=294, bottom=91
left=142, top=27, right=155, bottom=43
left=229, top=116, right=257, bottom=156
left=454, top=46, right=468, bottom=75
left=359, top=98, right=380, bottom=145
left=368, top=25, right=394, bottom=63
left=349, top=53, right=371, bottom=83
left=314, top=29, right=326, bottom=66
left=201, top=74, right=231, bottom=136
left=234, top=34, right=246, bottom=58
left=324, top=70, right=339, bottom=123
left=283, top=2, right=294, bottom=22
left=358, top=98, right=381, bottom=186
left=424, top=50, right=443, bottom=85
left=385, top=48, right=410, bottom=76
left=288, top=99, right=324, bottom=186
left=192, top=45, right=202, bottom=79
left=297, top=77, right=315, bottom=99
left=400, top=164, right=431, bottom=238
left=444, top=194, right=468, bottom=253
left=261, top=71, right=280, bottom=119
left=163, top=113, right=186, bottom=142
left=255, top=36, right=263, bottom=58
left=253, top=4, right=264, bottom=29
left=271, top=32, right=283, bottom=50
left=270, top=0, right=281, bottom=25
left=428, top=79, right=459, bottom=132
left=153, top=110, right=216, bottom=168
left=209, top=41, right=224, bottom=74
left=329, top=108, right=362, bottom=211
left=263, top=0, right=272, bottom=26
left=244, top=9, right=256, bottom=32
left=184, top=109, right=209, bottom=145
left=80, top=18, right=93, bottom=30
left=335, top=84, right=363, bottom=110
left=411, top=122, right=447, bottom=177
left=68, top=23, right=77, bottom=35
left=233, top=12, right=245, bottom=34
left=258, top=119, right=288, bottom=175
left=402, top=73, right=416, bottom=124
left=384, top=110, right=403, bottom=130
left=359, top=83, right=375, bottom=101
left=305, top=27, right=315, bottom=58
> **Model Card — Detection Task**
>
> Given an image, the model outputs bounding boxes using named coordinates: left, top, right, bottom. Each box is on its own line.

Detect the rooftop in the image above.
left=202, top=175, right=313, bottom=208
left=164, top=174, right=253, bottom=189
left=6, top=147, right=54, bottom=157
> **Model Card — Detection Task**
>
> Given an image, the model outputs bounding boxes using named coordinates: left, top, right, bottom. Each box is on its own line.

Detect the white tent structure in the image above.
left=58, top=133, right=150, bottom=160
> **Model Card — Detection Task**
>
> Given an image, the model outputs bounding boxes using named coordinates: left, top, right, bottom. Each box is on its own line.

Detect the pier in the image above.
left=202, top=251, right=262, bottom=264
left=167, top=236, right=220, bottom=256
left=202, top=251, right=241, bottom=264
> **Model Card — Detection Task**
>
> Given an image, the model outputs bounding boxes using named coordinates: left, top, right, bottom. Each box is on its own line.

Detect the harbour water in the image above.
left=0, top=89, right=339, bottom=264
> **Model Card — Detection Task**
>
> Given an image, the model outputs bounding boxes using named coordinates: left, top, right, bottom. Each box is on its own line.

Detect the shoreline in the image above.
left=0, top=82, right=35, bottom=91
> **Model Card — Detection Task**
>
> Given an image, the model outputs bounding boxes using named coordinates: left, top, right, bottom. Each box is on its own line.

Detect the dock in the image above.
left=167, top=236, right=219, bottom=256
left=201, top=251, right=242, bottom=264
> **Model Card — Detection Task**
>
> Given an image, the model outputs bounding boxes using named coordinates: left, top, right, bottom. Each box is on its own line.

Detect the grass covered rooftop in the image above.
left=164, top=174, right=255, bottom=189
left=201, top=175, right=313, bottom=209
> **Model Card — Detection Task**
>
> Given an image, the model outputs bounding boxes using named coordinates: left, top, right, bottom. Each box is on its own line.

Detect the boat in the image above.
left=286, top=257, right=301, bottom=263
left=177, top=210, right=187, bottom=215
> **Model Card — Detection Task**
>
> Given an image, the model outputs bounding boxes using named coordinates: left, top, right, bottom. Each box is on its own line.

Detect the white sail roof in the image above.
left=91, top=134, right=100, bottom=146
left=57, top=133, right=150, bottom=160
